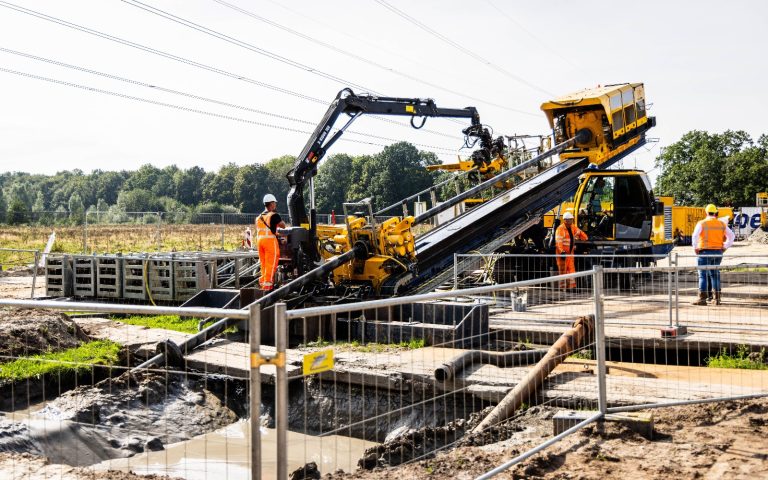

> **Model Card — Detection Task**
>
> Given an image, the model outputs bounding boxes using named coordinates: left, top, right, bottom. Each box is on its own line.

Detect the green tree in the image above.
left=173, top=166, right=205, bottom=205
left=262, top=155, right=295, bottom=213
left=116, top=188, right=162, bottom=212
left=315, top=153, right=355, bottom=214
left=68, top=192, right=85, bottom=225
left=202, top=163, right=240, bottom=206
left=655, top=130, right=767, bottom=206
left=7, top=197, right=28, bottom=225
left=0, top=188, right=6, bottom=223
left=234, top=163, right=270, bottom=213
left=347, top=142, right=438, bottom=210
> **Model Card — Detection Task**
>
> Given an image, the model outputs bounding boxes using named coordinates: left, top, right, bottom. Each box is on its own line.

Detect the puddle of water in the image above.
left=91, top=419, right=376, bottom=479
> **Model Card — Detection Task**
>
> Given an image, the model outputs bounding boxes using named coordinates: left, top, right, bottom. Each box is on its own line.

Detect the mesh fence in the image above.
left=278, top=271, right=600, bottom=476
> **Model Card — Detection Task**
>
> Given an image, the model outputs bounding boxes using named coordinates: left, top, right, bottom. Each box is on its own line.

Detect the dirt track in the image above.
left=333, top=397, right=768, bottom=479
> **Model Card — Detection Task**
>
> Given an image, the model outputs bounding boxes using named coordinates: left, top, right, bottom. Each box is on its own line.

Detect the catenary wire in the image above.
left=0, top=1, right=459, bottom=140
left=212, top=0, right=538, bottom=117
left=119, top=0, right=378, bottom=94
left=121, top=0, right=470, bottom=128
left=0, top=46, right=470, bottom=149
left=0, top=66, right=467, bottom=157
left=483, top=0, right=580, bottom=70
left=373, top=0, right=556, bottom=97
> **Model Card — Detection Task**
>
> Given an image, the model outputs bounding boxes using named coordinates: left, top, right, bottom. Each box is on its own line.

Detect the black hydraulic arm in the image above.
left=286, top=88, right=481, bottom=226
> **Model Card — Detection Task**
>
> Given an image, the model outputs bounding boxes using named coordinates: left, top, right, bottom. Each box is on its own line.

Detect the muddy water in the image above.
left=93, top=419, right=377, bottom=479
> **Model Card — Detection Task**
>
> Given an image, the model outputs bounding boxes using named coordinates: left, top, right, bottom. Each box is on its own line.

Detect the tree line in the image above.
left=655, top=130, right=768, bottom=206
left=0, top=142, right=443, bottom=225
left=3, top=129, right=761, bottom=226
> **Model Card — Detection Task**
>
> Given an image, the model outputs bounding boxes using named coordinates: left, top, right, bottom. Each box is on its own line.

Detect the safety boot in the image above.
left=706, top=292, right=713, bottom=302
left=714, top=292, right=721, bottom=305
left=691, top=292, right=707, bottom=306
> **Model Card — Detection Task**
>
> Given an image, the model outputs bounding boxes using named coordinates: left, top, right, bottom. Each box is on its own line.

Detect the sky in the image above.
left=0, top=0, right=766, bottom=186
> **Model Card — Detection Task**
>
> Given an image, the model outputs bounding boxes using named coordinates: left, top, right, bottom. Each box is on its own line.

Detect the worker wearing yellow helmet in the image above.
left=691, top=204, right=734, bottom=306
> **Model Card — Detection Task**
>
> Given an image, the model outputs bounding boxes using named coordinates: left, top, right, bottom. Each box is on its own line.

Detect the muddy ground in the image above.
left=0, top=452, right=179, bottom=479
left=0, top=309, right=87, bottom=358
left=326, top=397, right=768, bottom=479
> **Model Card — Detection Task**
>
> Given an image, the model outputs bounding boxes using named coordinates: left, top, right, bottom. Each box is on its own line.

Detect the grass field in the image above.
left=0, top=224, right=253, bottom=265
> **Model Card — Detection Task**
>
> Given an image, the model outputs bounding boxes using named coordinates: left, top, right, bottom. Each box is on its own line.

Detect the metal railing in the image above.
left=1, top=260, right=766, bottom=479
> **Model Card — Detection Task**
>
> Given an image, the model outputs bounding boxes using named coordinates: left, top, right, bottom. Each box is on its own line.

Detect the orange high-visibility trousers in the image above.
left=258, top=236, right=279, bottom=290
left=556, top=254, right=577, bottom=289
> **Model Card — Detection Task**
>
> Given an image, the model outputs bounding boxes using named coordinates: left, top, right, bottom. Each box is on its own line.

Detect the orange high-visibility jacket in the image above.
left=695, top=217, right=726, bottom=250
left=555, top=223, right=588, bottom=254
left=256, top=212, right=277, bottom=239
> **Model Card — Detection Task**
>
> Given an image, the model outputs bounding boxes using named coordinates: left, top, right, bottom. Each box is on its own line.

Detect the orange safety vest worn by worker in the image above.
left=554, top=223, right=588, bottom=289
left=696, top=217, right=726, bottom=250
left=256, top=212, right=279, bottom=290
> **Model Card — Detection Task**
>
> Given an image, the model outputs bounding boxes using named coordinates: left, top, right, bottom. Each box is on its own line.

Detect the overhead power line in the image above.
left=212, top=0, right=538, bottom=117
left=120, top=0, right=377, bottom=93
left=0, top=1, right=459, bottom=140
left=483, top=0, right=580, bottom=70
left=373, top=0, right=556, bottom=98
left=0, top=65, right=466, bottom=157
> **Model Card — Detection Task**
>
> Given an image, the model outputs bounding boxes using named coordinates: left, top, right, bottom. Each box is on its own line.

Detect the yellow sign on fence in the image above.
left=302, top=349, right=334, bottom=376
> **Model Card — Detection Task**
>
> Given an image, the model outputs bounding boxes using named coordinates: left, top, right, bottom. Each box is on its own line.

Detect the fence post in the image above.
left=453, top=253, right=458, bottom=290
left=249, top=303, right=262, bottom=480
left=673, top=252, right=680, bottom=326
left=667, top=268, right=673, bottom=328
left=31, top=250, right=39, bottom=299
left=83, top=211, right=88, bottom=253
left=157, top=212, right=162, bottom=251
left=592, top=266, right=607, bottom=415
left=274, top=302, right=288, bottom=480
left=221, top=213, right=225, bottom=250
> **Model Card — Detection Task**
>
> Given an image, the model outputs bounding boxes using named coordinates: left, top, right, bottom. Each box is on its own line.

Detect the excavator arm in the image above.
left=286, top=88, right=483, bottom=226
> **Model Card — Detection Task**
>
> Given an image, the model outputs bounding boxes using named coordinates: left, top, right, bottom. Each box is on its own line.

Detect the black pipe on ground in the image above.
left=434, top=348, right=549, bottom=383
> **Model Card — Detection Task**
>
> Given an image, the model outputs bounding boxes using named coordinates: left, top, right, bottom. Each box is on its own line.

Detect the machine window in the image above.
left=622, top=89, right=634, bottom=106
left=624, top=105, right=636, bottom=125
left=612, top=110, right=624, bottom=131
left=578, top=176, right=615, bottom=238
left=609, top=93, right=622, bottom=110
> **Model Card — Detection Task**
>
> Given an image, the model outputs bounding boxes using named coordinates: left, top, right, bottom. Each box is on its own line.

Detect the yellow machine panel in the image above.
left=315, top=215, right=416, bottom=293
left=540, top=83, right=655, bottom=166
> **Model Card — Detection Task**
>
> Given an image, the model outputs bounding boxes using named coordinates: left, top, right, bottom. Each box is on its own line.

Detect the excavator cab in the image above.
left=573, top=170, right=659, bottom=242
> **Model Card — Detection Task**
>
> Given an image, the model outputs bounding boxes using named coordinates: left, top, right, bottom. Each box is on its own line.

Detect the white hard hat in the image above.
left=263, top=193, right=277, bottom=204
left=563, top=212, right=574, bottom=220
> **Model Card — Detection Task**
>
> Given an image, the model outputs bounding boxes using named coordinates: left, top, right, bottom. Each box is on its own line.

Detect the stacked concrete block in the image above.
left=147, top=257, right=174, bottom=301
left=96, top=255, right=123, bottom=299
left=122, top=256, right=147, bottom=301
left=45, top=255, right=73, bottom=297
left=72, top=256, right=96, bottom=297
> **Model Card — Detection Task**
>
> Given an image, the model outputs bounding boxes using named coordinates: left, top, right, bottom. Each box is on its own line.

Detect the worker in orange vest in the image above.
left=256, top=194, right=286, bottom=291
left=554, top=211, right=588, bottom=289
left=691, top=204, right=734, bottom=305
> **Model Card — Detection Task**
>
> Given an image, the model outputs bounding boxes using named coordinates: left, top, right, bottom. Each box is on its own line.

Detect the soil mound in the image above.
left=748, top=227, right=768, bottom=245
left=0, top=309, right=87, bottom=358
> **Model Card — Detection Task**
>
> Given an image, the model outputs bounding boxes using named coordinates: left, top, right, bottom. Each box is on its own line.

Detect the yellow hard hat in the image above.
left=705, top=204, right=717, bottom=214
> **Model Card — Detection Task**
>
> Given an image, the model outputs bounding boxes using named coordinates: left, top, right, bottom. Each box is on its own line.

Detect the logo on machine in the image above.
left=734, top=213, right=762, bottom=229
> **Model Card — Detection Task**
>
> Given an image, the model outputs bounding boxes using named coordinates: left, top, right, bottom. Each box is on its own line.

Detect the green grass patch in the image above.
left=707, top=345, right=767, bottom=370
left=0, top=340, right=121, bottom=382
left=301, top=337, right=425, bottom=352
left=115, top=314, right=199, bottom=334
left=569, top=349, right=593, bottom=360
